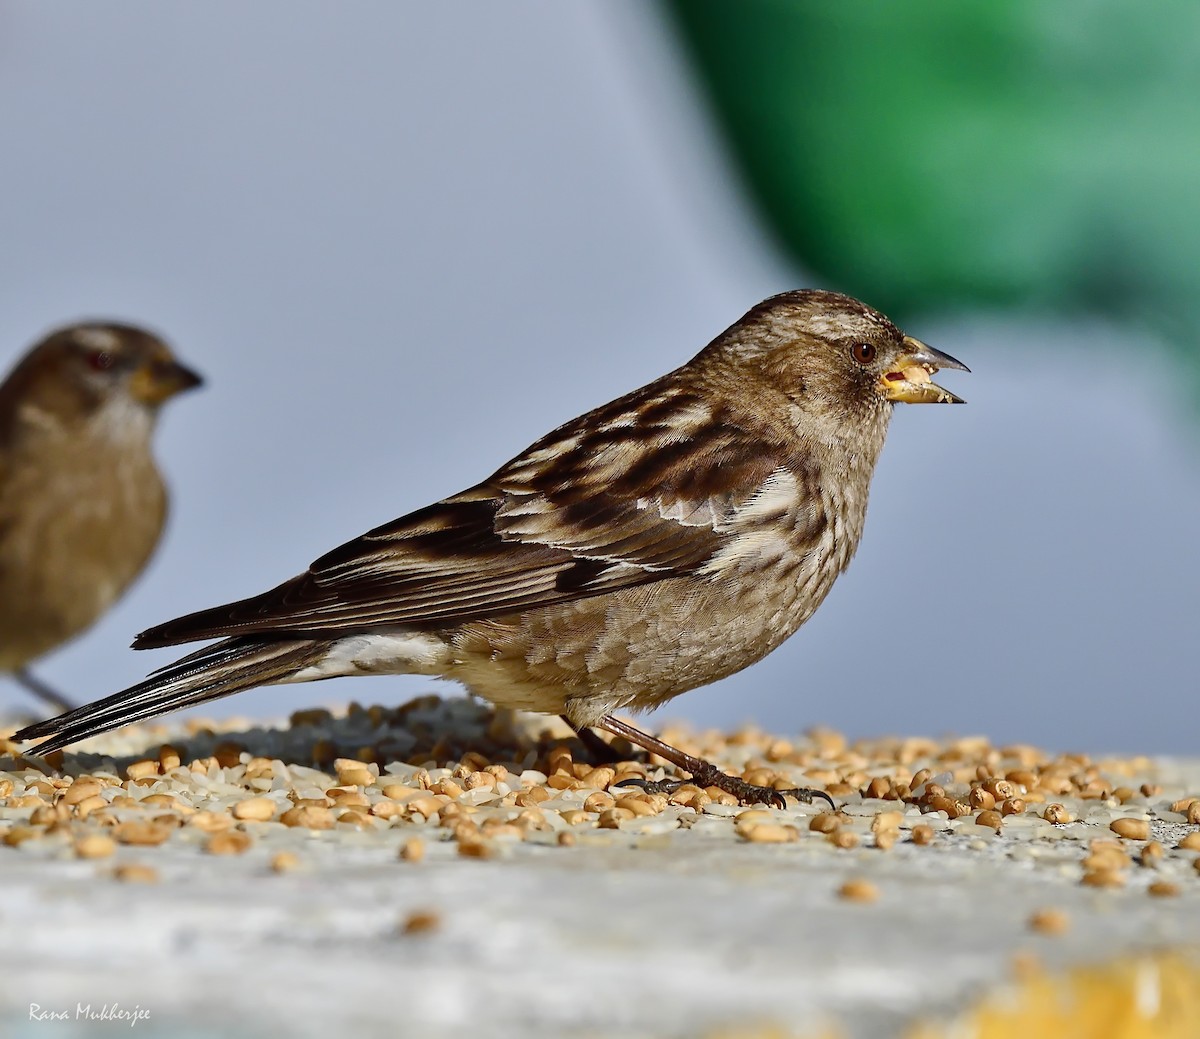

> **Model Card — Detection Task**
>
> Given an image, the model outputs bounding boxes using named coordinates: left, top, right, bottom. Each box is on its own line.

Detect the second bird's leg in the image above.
left=14, top=669, right=77, bottom=713
left=560, top=715, right=632, bottom=766
left=599, top=714, right=835, bottom=810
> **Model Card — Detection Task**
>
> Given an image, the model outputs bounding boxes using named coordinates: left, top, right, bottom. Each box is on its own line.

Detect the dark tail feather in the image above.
left=12, top=637, right=326, bottom=754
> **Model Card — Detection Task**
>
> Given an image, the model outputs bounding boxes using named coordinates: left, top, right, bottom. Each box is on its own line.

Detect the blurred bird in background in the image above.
left=0, top=323, right=202, bottom=710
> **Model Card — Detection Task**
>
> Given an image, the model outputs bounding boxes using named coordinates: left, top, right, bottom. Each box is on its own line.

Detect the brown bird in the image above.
left=0, top=323, right=202, bottom=711
left=16, top=291, right=965, bottom=806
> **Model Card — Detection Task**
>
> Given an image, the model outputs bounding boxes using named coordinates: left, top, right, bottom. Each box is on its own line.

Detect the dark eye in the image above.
left=87, top=351, right=115, bottom=371
left=850, top=342, right=877, bottom=365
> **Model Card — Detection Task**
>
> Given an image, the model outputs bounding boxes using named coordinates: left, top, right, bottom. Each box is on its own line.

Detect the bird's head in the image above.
left=706, top=290, right=968, bottom=429
left=1, top=323, right=203, bottom=432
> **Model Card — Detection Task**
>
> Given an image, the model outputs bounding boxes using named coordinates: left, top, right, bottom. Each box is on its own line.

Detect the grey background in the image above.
left=2, top=2, right=1196, bottom=754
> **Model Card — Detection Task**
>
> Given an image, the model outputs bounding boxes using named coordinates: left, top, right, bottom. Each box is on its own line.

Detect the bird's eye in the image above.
left=87, top=351, right=115, bottom=371
left=850, top=342, right=877, bottom=365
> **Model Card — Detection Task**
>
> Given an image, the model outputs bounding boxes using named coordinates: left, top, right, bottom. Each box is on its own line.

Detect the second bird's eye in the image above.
left=850, top=342, right=876, bottom=365
left=88, top=351, right=114, bottom=371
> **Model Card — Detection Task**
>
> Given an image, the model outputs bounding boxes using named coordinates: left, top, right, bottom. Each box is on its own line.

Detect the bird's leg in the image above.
left=560, top=716, right=630, bottom=765
left=600, top=714, right=835, bottom=811
left=14, top=669, right=77, bottom=713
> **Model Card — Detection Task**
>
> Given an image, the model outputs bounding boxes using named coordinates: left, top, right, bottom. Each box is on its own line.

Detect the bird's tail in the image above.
left=12, top=637, right=328, bottom=754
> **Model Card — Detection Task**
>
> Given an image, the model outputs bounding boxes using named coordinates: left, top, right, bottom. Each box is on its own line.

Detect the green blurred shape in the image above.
left=666, top=1, right=1200, bottom=352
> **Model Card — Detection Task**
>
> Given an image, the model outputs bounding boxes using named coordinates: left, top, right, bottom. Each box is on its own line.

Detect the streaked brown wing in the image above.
left=134, top=387, right=791, bottom=648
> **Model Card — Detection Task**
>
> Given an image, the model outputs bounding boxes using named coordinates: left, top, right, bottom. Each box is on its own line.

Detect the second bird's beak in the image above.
left=129, top=358, right=205, bottom=405
left=879, top=336, right=969, bottom=404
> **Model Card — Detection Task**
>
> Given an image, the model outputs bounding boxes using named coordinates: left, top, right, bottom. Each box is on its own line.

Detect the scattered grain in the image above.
left=1110, top=818, right=1150, bottom=841
left=1028, top=908, right=1070, bottom=935
left=837, top=878, right=878, bottom=903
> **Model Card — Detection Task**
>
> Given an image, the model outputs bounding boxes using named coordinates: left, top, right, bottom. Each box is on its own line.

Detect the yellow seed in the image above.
left=1188, top=803, right=1200, bottom=826
left=583, top=792, right=615, bottom=813
left=189, top=810, right=234, bottom=833
left=582, top=766, right=616, bottom=790
left=463, top=771, right=496, bottom=791
left=975, top=810, right=1003, bottom=831
left=614, top=796, right=657, bottom=817
left=29, top=805, right=60, bottom=827
left=737, top=809, right=776, bottom=827
left=337, top=767, right=374, bottom=788
left=968, top=788, right=996, bottom=811
left=2, top=826, right=40, bottom=846
left=401, top=909, right=441, bottom=935
left=62, top=781, right=103, bottom=806
left=739, top=823, right=799, bottom=844
left=515, top=786, right=550, bottom=807
left=1110, top=817, right=1150, bottom=841
left=1043, top=803, right=1072, bottom=825
left=911, top=825, right=934, bottom=846
left=406, top=796, right=443, bottom=820
left=456, top=838, right=494, bottom=859
left=1177, top=832, right=1200, bottom=852
left=865, top=777, right=890, bottom=799
left=74, top=834, right=116, bottom=859
left=158, top=744, right=183, bottom=771
left=1138, top=840, right=1165, bottom=868
left=73, top=794, right=108, bottom=819
left=829, top=830, right=859, bottom=850
left=874, top=831, right=897, bottom=851
left=598, top=807, right=636, bottom=829
left=871, top=811, right=903, bottom=833
left=232, top=797, right=276, bottom=822
left=280, top=805, right=335, bottom=829
left=1028, top=908, right=1070, bottom=935
left=986, top=779, right=1016, bottom=801
left=910, top=768, right=933, bottom=789
left=400, top=837, right=426, bottom=863
left=837, top=878, right=879, bottom=903
left=140, top=794, right=191, bottom=814
left=113, top=821, right=172, bottom=847
left=113, top=863, right=159, bottom=884
left=270, top=851, right=301, bottom=873
left=1148, top=880, right=1180, bottom=898
left=1000, top=797, right=1026, bottom=816
left=380, top=784, right=418, bottom=800
left=809, top=813, right=840, bottom=833
left=1084, top=848, right=1131, bottom=872
left=432, top=779, right=464, bottom=799
left=557, top=831, right=576, bottom=847
left=513, top=809, right=548, bottom=832
left=560, top=809, right=591, bottom=826
left=125, top=760, right=159, bottom=780
left=1081, top=868, right=1125, bottom=889
left=206, top=830, right=252, bottom=855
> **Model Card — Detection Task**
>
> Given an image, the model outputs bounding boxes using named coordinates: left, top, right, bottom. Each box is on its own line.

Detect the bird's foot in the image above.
left=617, top=764, right=834, bottom=810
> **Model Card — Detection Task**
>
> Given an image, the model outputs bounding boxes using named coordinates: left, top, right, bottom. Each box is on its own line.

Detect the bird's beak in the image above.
left=129, top=358, right=204, bottom=405
left=879, top=336, right=969, bottom=404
